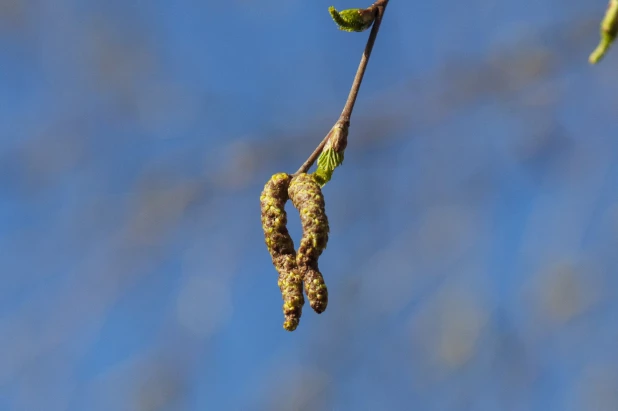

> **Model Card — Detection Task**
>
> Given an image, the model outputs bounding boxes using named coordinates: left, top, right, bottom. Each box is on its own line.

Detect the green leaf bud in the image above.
left=329, top=6, right=375, bottom=33
left=313, top=122, right=348, bottom=187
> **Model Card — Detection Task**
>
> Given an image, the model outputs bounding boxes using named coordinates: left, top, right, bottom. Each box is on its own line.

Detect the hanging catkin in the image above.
left=260, top=173, right=304, bottom=331
left=288, top=173, right=329, bottom=314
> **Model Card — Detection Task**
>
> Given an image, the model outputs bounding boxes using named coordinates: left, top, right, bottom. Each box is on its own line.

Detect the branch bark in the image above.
left=294, top=0, right=389, bottom=176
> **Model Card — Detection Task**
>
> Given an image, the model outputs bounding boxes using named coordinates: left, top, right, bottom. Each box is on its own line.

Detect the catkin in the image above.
left=260, top=173, right=304, bottom=331
left=288, top=173, right=329, bottom=313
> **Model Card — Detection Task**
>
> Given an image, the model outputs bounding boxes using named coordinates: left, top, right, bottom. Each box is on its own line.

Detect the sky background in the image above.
left=2, top=0, right=618, bottom=410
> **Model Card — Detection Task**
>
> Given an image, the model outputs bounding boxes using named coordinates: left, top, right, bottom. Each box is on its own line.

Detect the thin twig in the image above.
left=294, top=0, right=389, bottom=176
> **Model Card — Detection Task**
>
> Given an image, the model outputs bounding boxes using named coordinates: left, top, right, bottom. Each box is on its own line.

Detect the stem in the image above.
left=294, top=0, right=389, bottom=176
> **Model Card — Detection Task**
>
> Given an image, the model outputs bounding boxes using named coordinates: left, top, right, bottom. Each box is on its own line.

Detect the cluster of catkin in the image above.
left=260, top=173, right=329, bottom=331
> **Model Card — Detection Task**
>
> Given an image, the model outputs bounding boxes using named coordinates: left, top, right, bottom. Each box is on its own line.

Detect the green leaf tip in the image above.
left=590, top=0, right=618, bottom=64
left=314, top=149, right=344, bottom=186
left=329, top=6, right=375, bottom=32
left=312, top=122, right=348, bottom=187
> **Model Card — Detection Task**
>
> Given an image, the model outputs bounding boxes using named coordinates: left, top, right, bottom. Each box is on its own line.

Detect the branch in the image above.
left=294, top=0, right=389, bottom=176
left=261, top=1, right=389, bottom=331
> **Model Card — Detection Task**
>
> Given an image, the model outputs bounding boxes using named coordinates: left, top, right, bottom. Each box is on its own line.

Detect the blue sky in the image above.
left=1, top=1, right=618, bottom=410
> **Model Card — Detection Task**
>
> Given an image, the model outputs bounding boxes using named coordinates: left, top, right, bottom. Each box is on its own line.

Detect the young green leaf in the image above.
left=313, top=123, right=348, bottom=187
left=329, top=6, right=375, bottom=32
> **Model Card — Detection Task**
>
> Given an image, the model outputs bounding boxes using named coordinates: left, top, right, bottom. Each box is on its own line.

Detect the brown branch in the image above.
left=294, top=0, right=389, bottom=176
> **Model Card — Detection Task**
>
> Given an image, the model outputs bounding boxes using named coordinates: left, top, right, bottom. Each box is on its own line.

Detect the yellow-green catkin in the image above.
left=260, top=173, right=304, bottom=331
left=590, top=0, right=618, bottom=64
left=288, top=173, right=329, bottom=313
